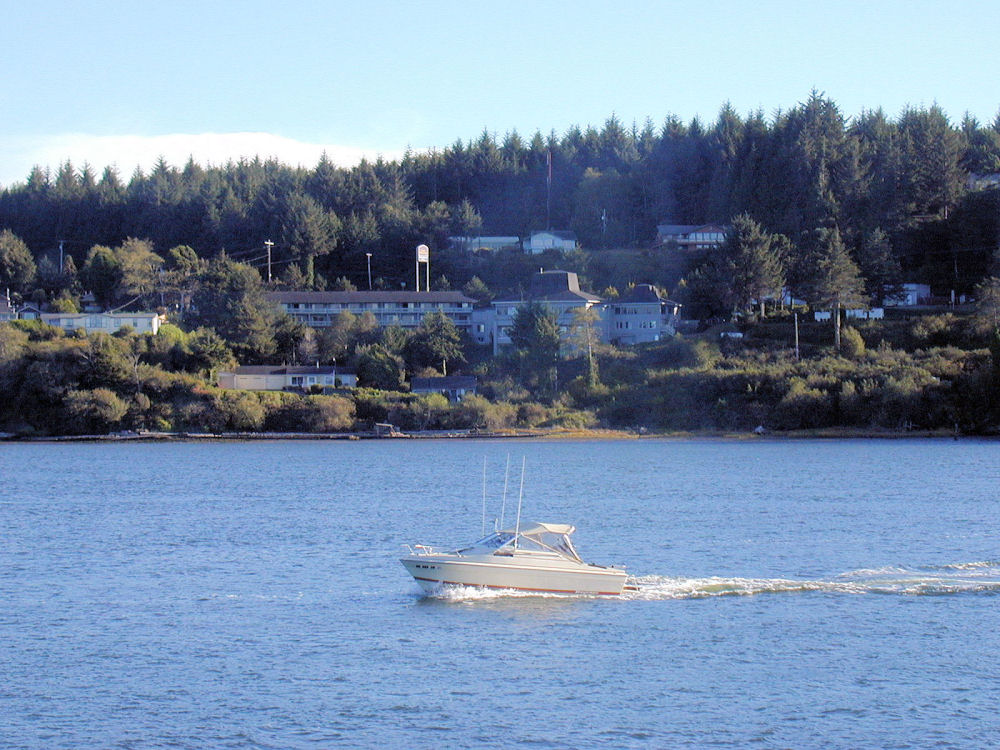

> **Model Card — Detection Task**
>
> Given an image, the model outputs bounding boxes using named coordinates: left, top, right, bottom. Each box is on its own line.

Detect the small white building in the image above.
left=524, top=231, right=578, bottom=254
left=218, top=365, right=356, bottom=391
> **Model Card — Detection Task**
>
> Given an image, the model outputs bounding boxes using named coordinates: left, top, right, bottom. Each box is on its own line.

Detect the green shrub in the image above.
left=840, top=326, right=866, bottom=359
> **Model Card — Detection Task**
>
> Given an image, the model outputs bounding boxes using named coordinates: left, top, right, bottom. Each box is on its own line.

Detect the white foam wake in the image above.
left=411, top=562, right=1000, bottom=601
left=626, top=562, right=1000, bottom=600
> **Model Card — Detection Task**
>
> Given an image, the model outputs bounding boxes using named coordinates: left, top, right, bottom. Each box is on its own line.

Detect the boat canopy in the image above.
left=498, top=522, right=575, bottom=537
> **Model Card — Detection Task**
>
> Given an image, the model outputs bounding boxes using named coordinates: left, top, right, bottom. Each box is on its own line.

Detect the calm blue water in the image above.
left=2, top=438, right=999, bottom=749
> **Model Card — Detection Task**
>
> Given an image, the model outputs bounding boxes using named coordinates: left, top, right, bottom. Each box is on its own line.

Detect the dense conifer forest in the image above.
left=2, top=93, right=999, bottom=299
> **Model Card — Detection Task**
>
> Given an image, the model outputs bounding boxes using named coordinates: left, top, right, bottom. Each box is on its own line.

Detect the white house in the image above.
left=524, top=231, right=578, bottom=254
left=218, top=365, right=356, bottom=391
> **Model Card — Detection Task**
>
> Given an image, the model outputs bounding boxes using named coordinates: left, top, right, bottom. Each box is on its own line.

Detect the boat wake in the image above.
left=413, top=561, right=1000, bottom=601
left=625, top=560, right=1000, bottom=600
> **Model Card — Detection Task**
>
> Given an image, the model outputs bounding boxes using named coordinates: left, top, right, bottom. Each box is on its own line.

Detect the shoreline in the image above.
left=0, top=426, right=979, bottom=443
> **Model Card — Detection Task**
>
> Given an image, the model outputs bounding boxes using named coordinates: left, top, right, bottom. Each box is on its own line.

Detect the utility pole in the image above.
left=264, top=240, right=274, bottom=284
left=794, top=311, right=800, bottom=361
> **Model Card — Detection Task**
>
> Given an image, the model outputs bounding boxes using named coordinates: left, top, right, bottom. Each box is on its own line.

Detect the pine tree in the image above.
left=811, top=227, right=867, bottom=351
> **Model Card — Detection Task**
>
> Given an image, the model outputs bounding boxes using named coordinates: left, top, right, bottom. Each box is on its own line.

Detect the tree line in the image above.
left=2, top=93, right=999, bottom=305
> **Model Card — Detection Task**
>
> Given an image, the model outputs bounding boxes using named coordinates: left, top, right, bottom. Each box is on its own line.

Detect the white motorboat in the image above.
left=400, top=522, right=628, bottom=596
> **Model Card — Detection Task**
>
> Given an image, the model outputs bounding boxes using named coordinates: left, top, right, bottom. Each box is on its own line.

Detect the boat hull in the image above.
left=400, top=554, right=627, bottom=596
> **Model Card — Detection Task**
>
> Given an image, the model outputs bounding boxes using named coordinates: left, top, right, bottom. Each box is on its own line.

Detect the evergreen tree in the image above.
left=723, top=213, right=787, bottom=317
left=0, top=229, right=37, bottom=294
left=810, top=227, right=867, bottom=351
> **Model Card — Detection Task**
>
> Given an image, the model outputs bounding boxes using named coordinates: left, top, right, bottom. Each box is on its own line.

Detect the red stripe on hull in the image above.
left=412, top=575, right=622, bottom=596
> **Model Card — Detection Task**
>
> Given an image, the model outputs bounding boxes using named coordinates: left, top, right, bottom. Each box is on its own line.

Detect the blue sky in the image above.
left=2, top=0, right=998, bottom=187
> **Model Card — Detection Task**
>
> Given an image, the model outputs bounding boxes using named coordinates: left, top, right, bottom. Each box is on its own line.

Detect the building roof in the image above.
left=411, top=376, right=478, bottom=390
left=530, top=230, right=578, bottom=241
left=229, top=365, right=348, bottom=376
left=268, top=290, right=475, bottom=305
left=494, top=270, right=602, bottom=304
left=656, top=223, right=728, bottom=237
left=617, top=284, right=663, bottom=304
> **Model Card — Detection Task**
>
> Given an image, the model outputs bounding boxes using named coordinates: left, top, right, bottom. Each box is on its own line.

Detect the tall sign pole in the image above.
left=416, top=244, right=429, bottom=292
left=264, top=240, right=274, bottom=284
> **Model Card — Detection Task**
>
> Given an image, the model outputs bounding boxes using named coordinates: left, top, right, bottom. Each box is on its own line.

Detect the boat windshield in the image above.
left=458, top=531, right=514, bottom=553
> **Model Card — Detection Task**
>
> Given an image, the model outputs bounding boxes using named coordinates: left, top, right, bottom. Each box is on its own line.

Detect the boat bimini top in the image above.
left=457, top=522, right=584, bottom=562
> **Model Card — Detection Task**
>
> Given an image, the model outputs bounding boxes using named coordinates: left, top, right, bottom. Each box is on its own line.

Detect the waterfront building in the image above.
left=218, top=365, right=357, bottom=391
left=410, top=375, right=478, bottom=402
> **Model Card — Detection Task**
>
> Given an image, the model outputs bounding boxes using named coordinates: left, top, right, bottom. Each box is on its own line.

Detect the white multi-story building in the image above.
left=490, top=271, right=603, bottom=354
left=268, top=291, right=476, bottom=333
left=606, top=284, right=681, bottom=345
left=485, top=272, right=681, bottom=354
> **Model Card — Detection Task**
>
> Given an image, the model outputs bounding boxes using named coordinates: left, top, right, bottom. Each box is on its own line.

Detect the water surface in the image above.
left=2, top=439, right=998, bottom=748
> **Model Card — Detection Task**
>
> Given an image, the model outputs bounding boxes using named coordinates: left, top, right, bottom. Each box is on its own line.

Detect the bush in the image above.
left=456, top=395, right=517, bottom=431
left=64, top=388, right=129, bottom=434
left=217, top=391, right=266, bottom=431
left=840, top=326, right=866, bottom=359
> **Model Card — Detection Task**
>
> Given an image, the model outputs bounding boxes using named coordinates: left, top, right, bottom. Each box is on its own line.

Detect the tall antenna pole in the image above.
left=499, top=453, right=510, bottom=530
left=514, top=456, right=526, bottom=549
left=264, top=240, right=274, bottom=284
left=58, top=240, right=65, bottom=272
left=546, top=149, right=552, bottom=230
left=366, top=252, right=373, bottom=290
left=481, top=457, right=487, bottom=538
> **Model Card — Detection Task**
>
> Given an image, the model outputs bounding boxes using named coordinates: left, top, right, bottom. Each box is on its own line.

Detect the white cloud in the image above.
left=0, top=132, right=408, bottom=187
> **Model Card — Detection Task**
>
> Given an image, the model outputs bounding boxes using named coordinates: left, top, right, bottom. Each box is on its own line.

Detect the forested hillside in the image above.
left=2, top=93, right=999, bottom=302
